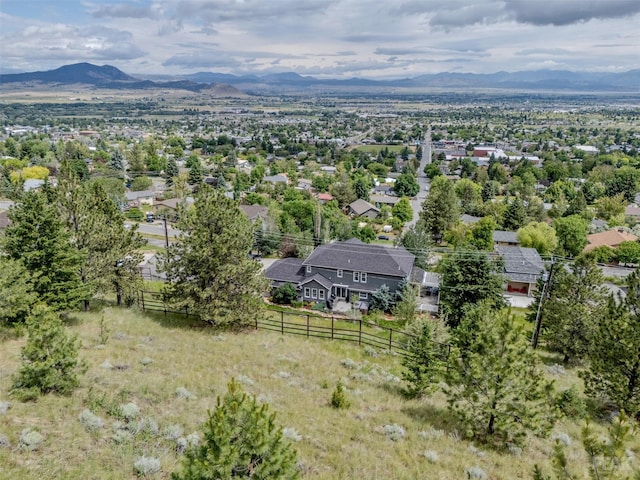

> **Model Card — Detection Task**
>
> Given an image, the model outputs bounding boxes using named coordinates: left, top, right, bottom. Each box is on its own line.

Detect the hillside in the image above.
left=0, top=307, right=623, bottom=480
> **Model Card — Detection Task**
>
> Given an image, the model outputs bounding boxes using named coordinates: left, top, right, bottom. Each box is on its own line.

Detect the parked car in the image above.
left=377, top=235, right=390, bottom=240
left=145, top=212, right=155, bottom=222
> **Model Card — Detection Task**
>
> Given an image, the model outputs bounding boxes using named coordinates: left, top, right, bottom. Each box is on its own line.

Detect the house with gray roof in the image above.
left=493, top=230, right=520, bottom=246
left=348, top=199, right=380, bottom=218
left=495, top=245, right=545, bottom=296
left=265, top=239, right=417, bottom=308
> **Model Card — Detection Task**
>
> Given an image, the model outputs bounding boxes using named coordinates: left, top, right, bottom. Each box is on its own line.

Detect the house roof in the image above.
left=125, top=190, right=155, bottom=201
left=0, top=211, right=10, bottom=229
left=156, top=197, right=195, bottom=210
left=495, top=245, right=544, bottom=284
left=264, top=258, right=305, bottom=284
left=263, top=174, right=288, bottom=183
left=239, top=204, right=269, bottom=221
left=461, top=214, right=481, bottom=224
left=303, top=238, right=414, bottom=278
left=317, top=193, right=334, bottom=201
left=299, top=273, right=334, bottom=290
left=584, top=228, right=639, bottom=252
left=625, top=205, right=640, bottom=217
left=370, top=194, right=400, bottom=205
left=348, top=199, right=380, bottom=216
left=493, top=230, right=520, bottom=244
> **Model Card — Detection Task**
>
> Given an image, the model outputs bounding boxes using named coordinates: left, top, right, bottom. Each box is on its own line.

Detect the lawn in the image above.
left=0, top=307, right=637, bottom=479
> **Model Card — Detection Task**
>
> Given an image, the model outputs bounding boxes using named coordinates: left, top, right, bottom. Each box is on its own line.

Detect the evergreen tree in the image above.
left=470, top=216, right=496, bottom=251
left=503, top=197, right=527, bottom=231
left=161, top=186, right=267, bottom=327
left=582, top=269, right=640, bottom=418
left=370, top=284, right=393, bottom=313
left=172, top=380, right=299, bottom=480
left=352, top=176, right=370, bottom=201
left=57, top=171, right=145, bottom=309
left=393, top=283, right=418, bottom=324
left=402, top=320, right=446, bottom=397
left=3, top=189, right=88, bottom=312
left=165, top=157, right=179, bottom=187
left=188, top=157, right=204, bottom=185
left=0, top=256, right=36, bottom=324
left=10, top=305, right=87, bottom=399
left=438, top=250, right=505, bottom=328
left=109, top=149, right=124, bottom=175
left=535, top=257, right=607, bottom=363
left=446, top=309, right=553, bottom=447
left=565, top=189, right=588, bottom=218
left=421, top=176, right=459, bottom=242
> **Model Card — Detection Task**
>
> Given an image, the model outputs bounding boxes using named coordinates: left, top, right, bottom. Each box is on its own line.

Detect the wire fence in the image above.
left=136, top=290, right=450, bottom=359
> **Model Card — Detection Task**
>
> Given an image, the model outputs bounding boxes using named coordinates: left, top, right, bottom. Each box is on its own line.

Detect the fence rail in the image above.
left=136, top=291, right=450, bottom=359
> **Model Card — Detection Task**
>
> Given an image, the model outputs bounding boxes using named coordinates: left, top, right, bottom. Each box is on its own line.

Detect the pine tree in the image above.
left=57, top=170, right=145, bottom=309
left=0, top=256, right=36, bottom=324
left=582, top=269, right=640, bottom=418
left=109, top=149, right=124, bottom=175
left=172, top=380, right=299, bottom=480
left=393, top=283, right=418, bottom=324
left=503, top=197, right=527, bottom=231
left=161, top=186, right=267, bottom=327
left=438, top=250, right=505, bottom=328
left=166, top=157, right=179, bottom=187
left=402, top=320, right=446, bottom=397
left=534, top=257, right=607, bottom=363
left=399, top=219, right=431, bottom=269
left=421, top=176, right=459, bottom=242
left=3, top=189, right=89, bottom=312
left=446, top=309, right=554, bottom=447
left=188, top=158, right=204, bottom=185
left=10, top=305, right=87, bottom=399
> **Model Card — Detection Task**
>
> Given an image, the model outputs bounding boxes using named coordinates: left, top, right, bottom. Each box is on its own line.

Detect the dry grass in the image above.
left=0, top=307, right=637, bottom=479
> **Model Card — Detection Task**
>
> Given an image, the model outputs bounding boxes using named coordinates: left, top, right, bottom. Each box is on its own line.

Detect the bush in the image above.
left=134, top=456, right=161, bottom=476
left=272, top=283, right=298, bottom=305
left=10, top=306, right=86, bottom=399
left=330, top=381, right=350, bottom=409
left=125, top=208, right=144, bottom=221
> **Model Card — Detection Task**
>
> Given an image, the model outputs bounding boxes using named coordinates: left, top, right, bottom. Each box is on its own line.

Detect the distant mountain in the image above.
left=1, top=63, right=639, bottom=94
left=0, top=63, right=245, bottom=96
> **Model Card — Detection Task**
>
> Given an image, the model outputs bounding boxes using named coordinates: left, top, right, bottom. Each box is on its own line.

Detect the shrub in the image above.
left=78, top=409, right=104, bottom=432
left=10, top=305, right=86, bottom=399
left=119, top=402, right=141, bottom=420
left=19, top=428, right=44, bottom=451
left=272, top=283, right=298, bottom=305
left=125, top=208, right=144, bottom=221
left=330, top=381, right=351, bottom=409
left=171, top=379, right=299, bottom=480
left=134, top=456, right=161, bottom=476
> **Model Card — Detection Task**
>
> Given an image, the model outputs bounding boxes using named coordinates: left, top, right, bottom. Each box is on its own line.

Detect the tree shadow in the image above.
left=401, top=401, right=460, bottom=434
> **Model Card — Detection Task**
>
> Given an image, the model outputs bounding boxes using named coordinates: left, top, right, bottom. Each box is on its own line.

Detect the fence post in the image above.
left=281, top=310, right=284, bottom=335
left=141, top=291, right=145, bottom=311
left=255, top=316, right=258, bottom=330
left=389, top=329, right=393, bottom=351
left=358, top=319, right=362, bottom=345
left=306, top=314, right=310, bottom=338
left=331, top=316, right=334, bottom=340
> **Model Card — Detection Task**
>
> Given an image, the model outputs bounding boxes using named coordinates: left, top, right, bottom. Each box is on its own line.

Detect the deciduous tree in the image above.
left=421, top=176, right=459, bottom=242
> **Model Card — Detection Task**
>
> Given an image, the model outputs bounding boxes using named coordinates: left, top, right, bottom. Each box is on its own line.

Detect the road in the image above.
left=128, top=220, right=181, bottom=238
left=406, top=126, right=431, bottom=230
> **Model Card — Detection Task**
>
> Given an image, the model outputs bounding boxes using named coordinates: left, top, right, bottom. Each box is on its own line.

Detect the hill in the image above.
left=0, top=63, right=244, bottom=95
left=0, top=307, right=622, bottom=479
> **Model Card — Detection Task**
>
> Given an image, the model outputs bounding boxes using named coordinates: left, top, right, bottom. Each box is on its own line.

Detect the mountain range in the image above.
left=1, top=62, right=639, bottom=94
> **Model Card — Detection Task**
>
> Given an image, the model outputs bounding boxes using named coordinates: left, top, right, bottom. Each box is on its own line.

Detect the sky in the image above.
left=1, top=0, right=639, bottom=79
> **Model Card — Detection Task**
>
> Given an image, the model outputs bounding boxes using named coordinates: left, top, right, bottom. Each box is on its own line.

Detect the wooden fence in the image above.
left=137, top=290, right=450, bottom=359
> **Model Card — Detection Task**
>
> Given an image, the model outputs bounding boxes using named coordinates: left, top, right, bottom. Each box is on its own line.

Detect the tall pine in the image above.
left=582, top=269, right=640, bottom=418
left=161, top=186, right=267, bottom=327
left=446, top=309, right=554, bottom=447
left=3, top=188, right=88, bottom=311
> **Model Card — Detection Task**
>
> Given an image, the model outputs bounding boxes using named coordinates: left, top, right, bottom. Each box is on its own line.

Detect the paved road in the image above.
left=406, top=126, right=431, bottom=230
left=126, top=220, right=180, bottom=238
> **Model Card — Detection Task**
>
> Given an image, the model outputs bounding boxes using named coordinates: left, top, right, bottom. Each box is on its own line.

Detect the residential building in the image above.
left=493, top=230, right=520, bottom=246
left=265, top=239, right=418, bottom=307
left=495, top=245, right=545, bottom=296
left=348, top=199, right=380, bottom=219
left=125, top=190, right=155, bottom=208
left=583, top=228, right=639, bottom=253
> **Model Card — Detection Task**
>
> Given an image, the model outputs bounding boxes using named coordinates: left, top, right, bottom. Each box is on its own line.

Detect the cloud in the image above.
left=163, top=52, right=242, bottom=69
left=516, top=48, right=573, bottom=56
left=89, top=2, right=161, bottom=19
left=505, top=0, right=640, bottom=26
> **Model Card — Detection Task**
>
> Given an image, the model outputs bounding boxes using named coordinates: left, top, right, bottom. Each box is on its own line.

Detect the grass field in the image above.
left=0, top=307, right=637, bottom=479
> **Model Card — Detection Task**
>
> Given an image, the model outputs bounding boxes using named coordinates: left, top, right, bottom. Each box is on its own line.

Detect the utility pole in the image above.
left=531, top=258, right=555, bottom=349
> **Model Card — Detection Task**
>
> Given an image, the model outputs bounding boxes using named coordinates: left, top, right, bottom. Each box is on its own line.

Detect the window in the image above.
left=353, top=272, right=360, bottom=283
left=304, top=287, right=310, bottom=298
left=359, top=292, right=368, bottom=300
left=361, top=273, right=367, bottom=283
left=306, top=266, right=312, bottom=274
left=337, top=269, right=343, bottom=278
left=311, top=288, right=318, bottom=299
left=319, top=290, right=325, bottom=300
